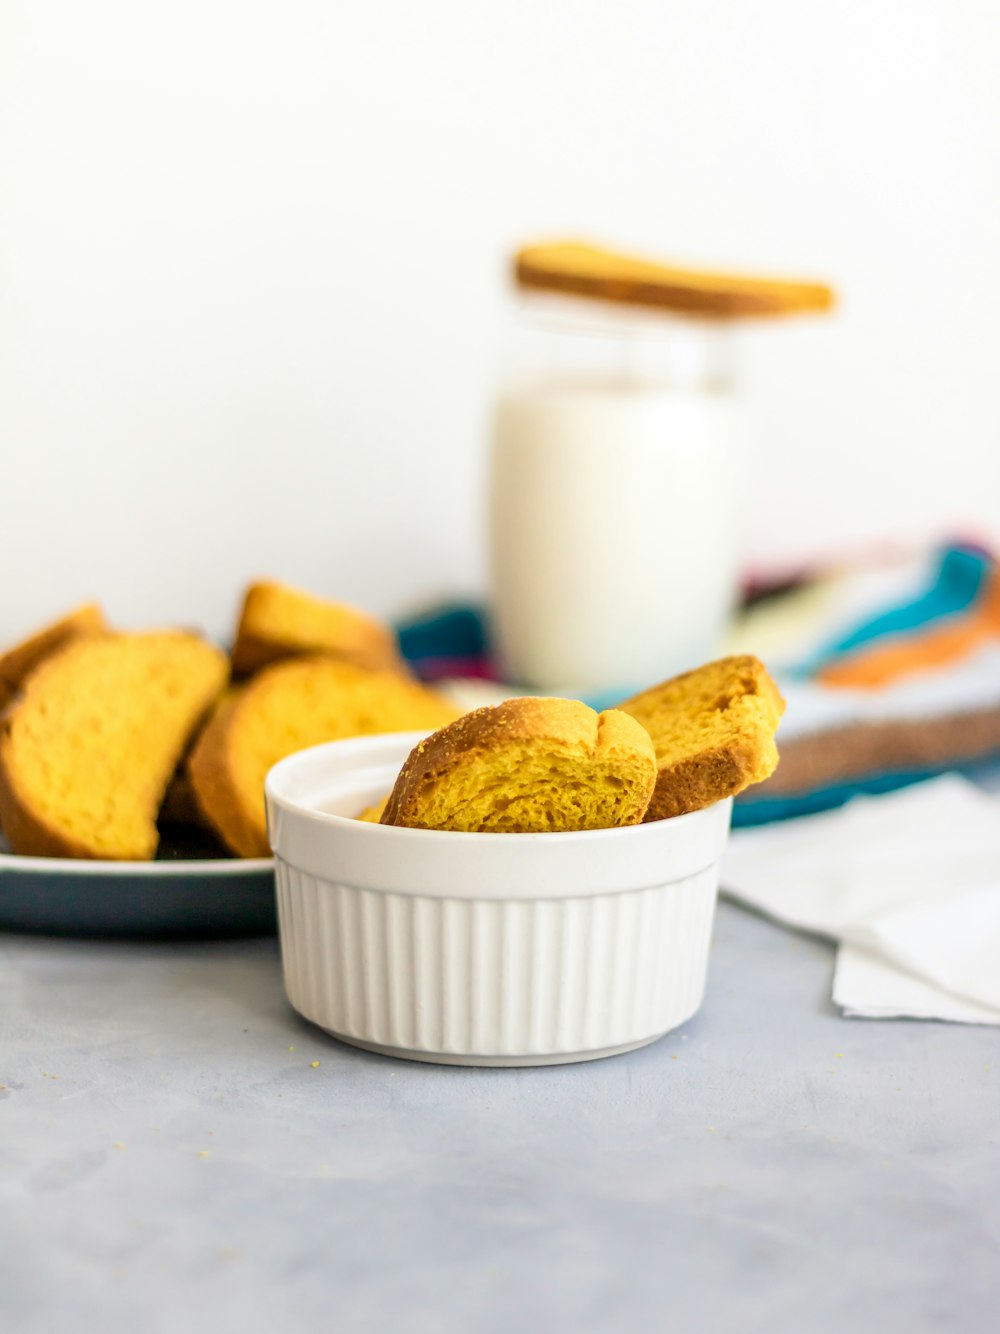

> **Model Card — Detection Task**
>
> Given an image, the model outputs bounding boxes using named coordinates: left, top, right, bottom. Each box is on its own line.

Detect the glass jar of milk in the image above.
left=488, top=296, right=739, bottom=697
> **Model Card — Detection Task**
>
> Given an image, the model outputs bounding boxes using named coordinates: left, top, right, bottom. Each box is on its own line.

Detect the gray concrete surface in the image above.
left=2, top=901, right=997, bottom=1333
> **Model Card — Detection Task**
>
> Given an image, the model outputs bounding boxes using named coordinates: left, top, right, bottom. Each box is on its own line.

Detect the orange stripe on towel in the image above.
left=817, top=572, right=1000, bottom=690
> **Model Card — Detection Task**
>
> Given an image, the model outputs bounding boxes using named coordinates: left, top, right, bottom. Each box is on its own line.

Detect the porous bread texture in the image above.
left=0, top=603, right=107, bottom=711
left=515, top=240, right=834, bottom=319
left=0, top=632, right=228, bottom=859
left=618, top=655, right=785, bottom=821
left=231, top=580, right=403, bottom=677
left=380, top=697, right=656, bottom=833
left=187, top=657, right=461, bottom=857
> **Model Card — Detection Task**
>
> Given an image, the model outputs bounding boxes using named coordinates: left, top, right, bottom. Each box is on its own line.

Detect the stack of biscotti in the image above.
left=188, top=656, right=459, bottom=856
left=378, top=656, right=785, bottom=834
left=0, top=582, right=459, bottom=861
left=182, top=580, right=460, bottom=857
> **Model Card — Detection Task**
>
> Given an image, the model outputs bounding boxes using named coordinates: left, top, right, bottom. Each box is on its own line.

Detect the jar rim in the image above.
left=510, top=290, right=736, bottom=344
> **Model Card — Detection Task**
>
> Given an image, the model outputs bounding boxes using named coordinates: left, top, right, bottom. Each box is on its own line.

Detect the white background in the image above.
left=1, top=0, right=998, bottom=642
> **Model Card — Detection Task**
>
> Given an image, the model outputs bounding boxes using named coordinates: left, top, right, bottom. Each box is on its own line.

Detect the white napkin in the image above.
left=833, top=944, right=1000, bottom=1024
left=722, top=775, right=1000, bottom=1023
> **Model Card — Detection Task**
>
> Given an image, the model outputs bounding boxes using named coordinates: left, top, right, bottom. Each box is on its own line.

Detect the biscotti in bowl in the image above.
left=265, top=731, right=733, bottom=1067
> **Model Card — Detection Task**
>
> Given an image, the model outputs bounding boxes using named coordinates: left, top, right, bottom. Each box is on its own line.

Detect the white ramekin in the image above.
left=265, top=732, right=732, bottom=1067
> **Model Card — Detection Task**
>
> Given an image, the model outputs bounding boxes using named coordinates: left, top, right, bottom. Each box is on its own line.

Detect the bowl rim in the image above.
left=265, top=730, right=726, bottom=847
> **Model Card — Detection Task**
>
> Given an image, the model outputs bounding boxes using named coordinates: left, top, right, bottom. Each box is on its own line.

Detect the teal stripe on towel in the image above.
left=795, top=546, right=991, bottom=679
left=732, top=755, right=1000, bottom=826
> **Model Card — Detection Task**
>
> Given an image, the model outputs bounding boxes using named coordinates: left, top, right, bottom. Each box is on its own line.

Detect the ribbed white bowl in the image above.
left=266, top=733, right=731, bottom=1067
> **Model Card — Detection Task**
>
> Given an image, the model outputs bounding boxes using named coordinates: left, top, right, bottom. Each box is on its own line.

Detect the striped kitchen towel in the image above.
left=396, top=542, right=1000, bottom=825
left=729, top=543, right=1000, bottom=823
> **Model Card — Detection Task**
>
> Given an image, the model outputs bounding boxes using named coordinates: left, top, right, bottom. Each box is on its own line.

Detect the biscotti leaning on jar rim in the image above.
left=514, top=239, right=834, bottom=319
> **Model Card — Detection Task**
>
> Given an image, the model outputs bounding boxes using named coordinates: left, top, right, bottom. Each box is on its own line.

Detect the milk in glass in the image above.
left=488, top=300, right=739, bottom=694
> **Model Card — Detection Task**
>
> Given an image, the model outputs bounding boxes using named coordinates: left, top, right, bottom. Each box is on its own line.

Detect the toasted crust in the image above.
left=0, top=632, right=228, bottom=859
left=515, top=240, right=834, bottom=319
left=231, top=581, right=403, bottom=677
left=186, top=694, right=261, bottom=857
left=381, top=697, right=656, bottom=833
left=0, top=603, right=107, bottom=701
left=618, top=656, right=785, bottom=821
left=187, top=657, right=460, bottom=857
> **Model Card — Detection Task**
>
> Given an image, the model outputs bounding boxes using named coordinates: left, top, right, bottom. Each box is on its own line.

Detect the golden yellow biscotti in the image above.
left=187, top=657, right=461, bottom=857
left=618, top=656, right=785, bottom=821
left=380, top=697, right=657, bottom=833
left=157, top=686, right=242, bottom=832
left=0, top=632, right=229, bottom=860
left=515, top=240, right=834, bottom=319
left=0, top=603, right=107, bottom=710
left=230, top=580, right=404, bottom=678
